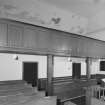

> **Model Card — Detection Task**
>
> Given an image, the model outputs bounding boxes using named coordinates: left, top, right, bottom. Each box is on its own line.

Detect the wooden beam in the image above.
left=46, top=55, right=54, bottom=96
left=86, top=57, right=92, bottom=79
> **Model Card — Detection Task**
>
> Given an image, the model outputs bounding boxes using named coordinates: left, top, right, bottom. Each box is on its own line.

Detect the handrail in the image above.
left=84, top=85, right=105, bottom=103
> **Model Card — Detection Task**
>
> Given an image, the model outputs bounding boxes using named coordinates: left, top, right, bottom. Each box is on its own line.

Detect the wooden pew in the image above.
left=37, top=76, right=73, bottom=91
left=53, top=78, right=97, bottom=105
left=0, top=80, right=34, bottom=96
left=0, top=80, right=57, bottom=105
left=53, top=79, right=97, bottom=100
left=0, top=93, right=57, bottom=105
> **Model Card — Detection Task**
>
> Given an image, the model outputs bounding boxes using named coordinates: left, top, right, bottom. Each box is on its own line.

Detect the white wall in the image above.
left=0, top=53, right=102, bottom=81
left=81, top=62, right=86, bottom=75
left=0, top=53, right=47, bottom=81
left=54, top=57, right=87, bottom=77
left=54, top=57, right=72, bottom=77
left=91, top=60, right=99, bottom=74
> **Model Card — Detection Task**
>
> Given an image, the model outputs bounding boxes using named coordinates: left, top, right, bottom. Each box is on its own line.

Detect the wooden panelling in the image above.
left=37, top=76, right=97, bottom=91
left=7, top=24, right=23, bottom=47
left=37, top=28, right=52, bottom=50
left=86, top=40, right=105, bottom=58
left=96, top=74, right=105, bottom=79
left=0, top=22, right=7, bottom=46
left=37, top=78, right=47, bottom=91
left=23, top=26, right=38, bottom=49
left=53, top=76, right=73, bottom=84
left=76, top=37, right=88, bottom=57
left=0, top=80, right=26, bottom=85
left=51, top=31, right=77, bottom=56
left=0, top=19, right=105, bottom=57
left=53, top=79, right=97, bottom=100
left=37, top=76, right=72, bottom=91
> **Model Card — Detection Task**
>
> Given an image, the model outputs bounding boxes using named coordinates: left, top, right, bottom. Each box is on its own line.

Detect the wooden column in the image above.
left=85, top=87, right=92, bottom=105
left=86, top=57, right=92, bottom=79
left=46, top=55, right=54, bottom=96
left=85, top=57, right=92, bottom=105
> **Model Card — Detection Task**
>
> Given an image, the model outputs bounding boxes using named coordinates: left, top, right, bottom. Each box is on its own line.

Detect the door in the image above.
left=23, top=62, right=38, bottom=87
left=72, top=63, right=81, bottom=79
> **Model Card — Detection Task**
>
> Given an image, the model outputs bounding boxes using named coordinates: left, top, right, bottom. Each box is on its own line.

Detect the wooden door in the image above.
left=72, top=63, right=81, bottom=79
left=23, top=62, right=38, bottom=87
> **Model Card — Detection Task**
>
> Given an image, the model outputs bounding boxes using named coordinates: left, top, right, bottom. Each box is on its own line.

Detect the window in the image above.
left=100, top=61, right=105, bottom=71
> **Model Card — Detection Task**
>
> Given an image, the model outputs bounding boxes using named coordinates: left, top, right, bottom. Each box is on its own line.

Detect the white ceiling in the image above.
left=43, top=0, right=105, bottom=17
left=0, top=0, right=105, bottom=41
left=43, top=0, right=105, bottom=32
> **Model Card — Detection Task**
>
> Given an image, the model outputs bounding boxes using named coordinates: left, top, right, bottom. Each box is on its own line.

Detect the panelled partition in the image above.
left=0, top=19, right=105, bottom=57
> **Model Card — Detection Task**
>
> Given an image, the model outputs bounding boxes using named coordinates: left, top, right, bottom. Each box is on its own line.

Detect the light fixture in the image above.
left=67, top=57, right=71, bottom=62
left=13, top=54, right=18, bottom=60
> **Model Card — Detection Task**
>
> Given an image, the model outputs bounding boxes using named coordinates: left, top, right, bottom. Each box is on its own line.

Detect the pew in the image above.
left=0, top=80, right=34, bottom=96
left=0, top=80, right=57, bottom=105
left=53, top=79, right=97, bottom=100
left=0, top=95, right=57, bottom=105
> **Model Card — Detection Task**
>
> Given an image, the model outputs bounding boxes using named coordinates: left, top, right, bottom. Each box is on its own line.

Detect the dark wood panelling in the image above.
left=86, top=39, right=105, bottom=58
left=7, top=24, right=23, bottom=47
left=37, top=78, right=47, bottom=91
left=96, top=74, right=105, bottom=79
left=0, top=19, right=105, bottom=57
left=37, top=75, right=104, bottom=91
left=37, top=28, right=52, bottom=50
left=23, top=26, right=52, bottom=50
left=76, top=37, right=88, bottom=57
left=0, top=80, right=26, bottom=85
left=23, top=26, right=38, bottom=48
left=0, top=22, right=7, bottom=46
left=53, top=76, right=72, bottom=83
left=37, top=76, right=73, bottom=91
left=53, top=79, right=97, bottom=100
left=51, top=31, right=77, bottom=56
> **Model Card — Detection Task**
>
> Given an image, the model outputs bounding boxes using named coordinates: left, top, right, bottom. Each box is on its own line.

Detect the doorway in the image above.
left=72, top=63, right=81, bottom=79
left=23, top=62, right=38, bottom=87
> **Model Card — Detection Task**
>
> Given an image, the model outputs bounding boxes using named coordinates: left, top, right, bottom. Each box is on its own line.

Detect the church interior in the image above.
left=0, top=0, right=105, bottom=105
